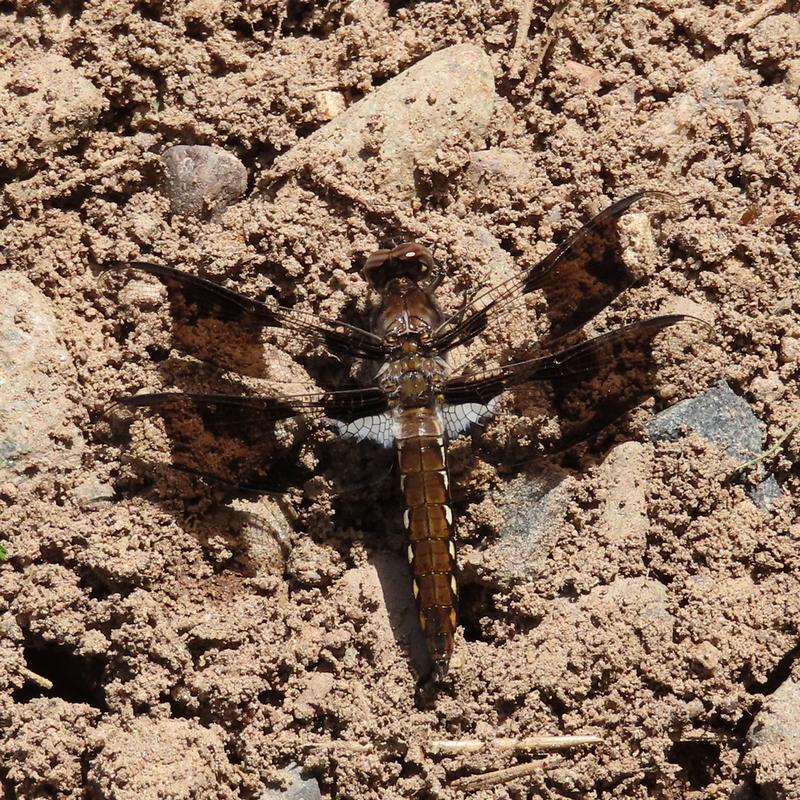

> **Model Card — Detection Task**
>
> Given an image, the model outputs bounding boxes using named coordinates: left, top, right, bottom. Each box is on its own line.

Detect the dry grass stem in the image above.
left=428, top=734, right=602, bottom=755
left=20, top=666, right=53, bottom=690
left=450, top=759, right=550, bottom=792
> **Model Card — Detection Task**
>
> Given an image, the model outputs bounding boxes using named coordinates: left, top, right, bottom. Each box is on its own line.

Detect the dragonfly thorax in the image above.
left=377, top=354, right=448, bottom=407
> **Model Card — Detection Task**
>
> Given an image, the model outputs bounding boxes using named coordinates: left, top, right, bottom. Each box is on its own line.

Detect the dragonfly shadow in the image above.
left=537, top=202, right=638, bottom=340
left=368, top=548, right=431, bottom=680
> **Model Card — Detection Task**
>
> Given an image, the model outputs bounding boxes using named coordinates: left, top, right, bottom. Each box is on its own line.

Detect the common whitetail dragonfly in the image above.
left=109, top=191, right=702, bottom=691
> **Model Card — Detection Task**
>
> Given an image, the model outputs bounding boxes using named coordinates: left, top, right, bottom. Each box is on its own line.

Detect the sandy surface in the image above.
left=1, top=2, right=799, bottom=798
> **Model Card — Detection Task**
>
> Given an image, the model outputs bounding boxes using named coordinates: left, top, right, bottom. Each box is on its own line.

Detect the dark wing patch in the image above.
left=116, top=386, right=389, bottom=428
left=430, top=191, right=666, bottom=353
left=442, top=315, right=708, bottom=451
left=106, top=262, right=387, bottom=370
left=113, top=387, right=389, bottom=492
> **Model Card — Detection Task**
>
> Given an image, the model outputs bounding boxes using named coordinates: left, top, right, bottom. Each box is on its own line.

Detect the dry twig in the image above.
left=429, top=734, right=602, bottom=755
left=20, top=666, right=53, bottom=690
left=512, top=1, right=571, bottom=83
left=450, top=759, right=551, bottom=792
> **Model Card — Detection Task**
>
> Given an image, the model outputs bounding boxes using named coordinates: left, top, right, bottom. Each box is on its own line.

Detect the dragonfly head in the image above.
left=363, top=242, right=441, bottom=290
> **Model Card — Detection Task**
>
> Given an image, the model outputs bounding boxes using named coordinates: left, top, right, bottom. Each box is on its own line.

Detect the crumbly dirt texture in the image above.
left=1, top=2, right=799, bottom=799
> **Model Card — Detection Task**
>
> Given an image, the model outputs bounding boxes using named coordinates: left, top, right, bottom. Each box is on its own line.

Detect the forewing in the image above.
left=443, top=315, right=707, bottom=453
left=431, top=191, right=666, bottom=353
left=113, top=387, right=389, bottom=492
left=107, top=262, right=387, bottom=372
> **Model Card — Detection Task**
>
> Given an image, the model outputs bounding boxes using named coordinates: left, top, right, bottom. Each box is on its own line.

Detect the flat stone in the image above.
left=313, top=90, right=346, bottom=121
left=270, top=44, right=495, bottom=201
left=646, top=381, right=762, bottom=462
left=161, top=144, right=248, bottom=217
left=492, top=467, right=571, bottom=580
left=262, top=765, right=321, bottom=800
left=758, top=91, right=800, bottom=127
left=645, top=381, right=784, bottom=507
left=643, top=54, right=748, bottom=148
left=750, top=475, right=784, bottom=508
left=467, top=148, right=529, bottom=191
left=69, top=473, right=115, bottom=508
left=599, top=441, right=652, bottom=549
left=744, top=676, right=800, bottom=800
left=0, top=273, right=84, bottom=487
left=618, top=212, right=659, bottom=282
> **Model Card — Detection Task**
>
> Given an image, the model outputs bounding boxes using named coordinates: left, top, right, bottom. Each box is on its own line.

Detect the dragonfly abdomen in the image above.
left=394, top=408, right=458, bottom=680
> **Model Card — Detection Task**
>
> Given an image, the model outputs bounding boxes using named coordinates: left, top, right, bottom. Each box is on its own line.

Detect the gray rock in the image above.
left=161, top=144, right=248, bottom=217
left=744, top=677, right=800, bottom=800
left=69, top=473, right=115, bottom=508
left=645, top=381, right=783, bottom=507
left=645, top=381, right=761, bottom=461
left=262, top=765, right=321, bottom=800
left=750, top=475, right=785, bottom=508
left=0, top=273, right=84, bottom=487
left=269, top=44, right=495, bottom=201
left=492, top=467, right=571, bottom=580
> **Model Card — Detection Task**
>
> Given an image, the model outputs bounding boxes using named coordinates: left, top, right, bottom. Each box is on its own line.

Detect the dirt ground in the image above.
left=1, top=1, right=799, bottom=799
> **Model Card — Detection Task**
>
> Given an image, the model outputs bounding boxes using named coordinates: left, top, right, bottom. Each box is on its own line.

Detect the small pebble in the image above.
left=161, top=144, right=248, bottom=217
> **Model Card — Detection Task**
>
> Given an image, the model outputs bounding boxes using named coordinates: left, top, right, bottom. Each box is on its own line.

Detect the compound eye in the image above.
left=363, top=248, right=392, bottom=287
left=394, top=242, right=433, bottom=267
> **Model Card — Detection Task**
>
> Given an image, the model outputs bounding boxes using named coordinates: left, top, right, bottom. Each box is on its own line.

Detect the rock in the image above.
left=262, top=764, right=321, bottom=800
left=646, top=381, right=760, bottom=463
left=563, top=60, right=604, bottom=93
left=492, top=467, right=571, bottom=580
left=643, top=54, right=748, bottom=148
left=270, top=44, right=495, bottom=201
left=292, top=671, right=335, bottom=720
left=0, top=54, right=106, bottom=168
left=467, top=148, right=529, bottom=191
left=618, top=212, right=659, bottom=282
left=744, top=677, right=800, bottom=800
left=749, top=475, right=784, bottom=509
left=313, top=90, right=346, bottom=121
left=161, top=145, right=248, bottom=217
left=784, top=59, right=800, bottom=96
left=750, top=372, right=784, bottom=403
left=645, top=381, right=783, bottom=507
left=780, top=336, right=799, bottom=365
left=599, top=441, right=651, bottom=549
left=233, top=498, right=292, bottom=578
left=0, top=273, right=84, bottom=487
left=691, top=640, right=721, bottom=676
left=69, top=473, right=115, bottom=508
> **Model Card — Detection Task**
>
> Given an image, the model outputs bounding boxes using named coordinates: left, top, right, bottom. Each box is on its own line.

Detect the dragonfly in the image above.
left=108, top=191, right=703, bottom=693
